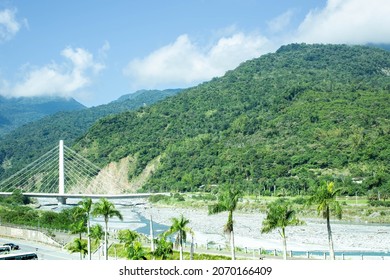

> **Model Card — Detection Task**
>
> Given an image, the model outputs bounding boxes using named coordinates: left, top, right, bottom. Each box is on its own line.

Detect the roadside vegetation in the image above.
left=1, top=180, right=390, bottom=260
left=0, top=190, right=79, bottom=230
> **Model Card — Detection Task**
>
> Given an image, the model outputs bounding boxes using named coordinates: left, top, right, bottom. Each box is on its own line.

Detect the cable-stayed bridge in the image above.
left=0, top=140, right=161, bottom=204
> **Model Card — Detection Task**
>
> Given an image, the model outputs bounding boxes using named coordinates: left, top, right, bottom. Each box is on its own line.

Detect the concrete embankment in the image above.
left=0, top=225, right=62, bottom=247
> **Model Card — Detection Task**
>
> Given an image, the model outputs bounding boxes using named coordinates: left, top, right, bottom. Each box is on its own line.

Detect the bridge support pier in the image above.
left=57, top=196, right=67, bottom=205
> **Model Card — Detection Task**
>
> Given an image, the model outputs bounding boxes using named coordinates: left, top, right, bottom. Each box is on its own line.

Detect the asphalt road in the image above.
left=0, top=237, right=81, bottom=260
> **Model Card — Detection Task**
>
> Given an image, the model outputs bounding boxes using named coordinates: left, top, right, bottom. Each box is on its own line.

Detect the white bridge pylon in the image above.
left=59, top=140, right=65, bottom=198
left=0, top=140, right=134, bottom=204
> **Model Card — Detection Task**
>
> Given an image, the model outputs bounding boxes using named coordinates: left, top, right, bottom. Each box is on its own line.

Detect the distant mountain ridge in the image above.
left=0, top=89, right=183, bottom=180
left=72, top=43, right=390, bottom=195
left=114, top=89, right=183, bottom=103
left=0, top=96, right=85, bottom=136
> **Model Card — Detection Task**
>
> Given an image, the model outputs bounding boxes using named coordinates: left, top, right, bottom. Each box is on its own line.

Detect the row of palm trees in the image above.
left=68, top=197, right=122, bottom=260
left=207, top=181, right=342, bottom=260
left=67, top=181, right=342, bottom=260
left=67, top=197, right=193, bottom=260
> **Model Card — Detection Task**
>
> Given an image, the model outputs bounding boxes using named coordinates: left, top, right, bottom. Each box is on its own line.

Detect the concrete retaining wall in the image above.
left=0, top=225, right=61, bottom=247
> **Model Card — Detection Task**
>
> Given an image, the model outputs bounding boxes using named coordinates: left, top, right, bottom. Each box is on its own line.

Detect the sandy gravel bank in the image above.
left=137, top=205, right=390, bottom=253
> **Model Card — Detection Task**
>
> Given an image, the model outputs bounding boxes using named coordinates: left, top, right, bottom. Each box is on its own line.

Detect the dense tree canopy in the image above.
left=70, top=44, right=390, bottom=195
left=0, top=89, right=182, bottom=181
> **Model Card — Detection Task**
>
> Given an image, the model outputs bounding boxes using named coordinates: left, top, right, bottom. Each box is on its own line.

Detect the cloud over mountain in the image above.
left=296, top=0, right=390, bottom=44
left=2, top=46, right=105, bottom=98
left=123, top=32, right=270, bottom=89
left=123, top=0, right=390, bottom=90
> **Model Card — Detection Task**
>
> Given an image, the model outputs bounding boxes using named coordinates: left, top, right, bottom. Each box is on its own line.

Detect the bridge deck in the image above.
left=0, top=192, right=168, bottom=199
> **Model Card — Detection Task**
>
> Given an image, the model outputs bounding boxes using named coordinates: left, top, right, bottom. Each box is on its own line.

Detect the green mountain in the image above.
left=0, top=96, right=85, bottom=136
left=73, top=44, right=390, bottom=195
left=0, top=89, right=182, bottom=180
left=114, top=89, right=182, bottom=103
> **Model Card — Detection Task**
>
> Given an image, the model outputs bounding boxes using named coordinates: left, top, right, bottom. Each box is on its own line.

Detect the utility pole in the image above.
left=149, top=207, right=155, bottom=252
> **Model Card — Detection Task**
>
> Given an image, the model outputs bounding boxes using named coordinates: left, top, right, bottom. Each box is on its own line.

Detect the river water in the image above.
left=36, top=197, right=169, bottom=236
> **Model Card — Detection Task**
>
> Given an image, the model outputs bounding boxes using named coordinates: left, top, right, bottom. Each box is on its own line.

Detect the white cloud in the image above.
left=267, top=9, right=295, bottom=33
left=3, top=47, right=105, bottom=98
left=98, top=40, right=110, bottom=60
left=124, top=1, right=390, bottom=91
left=0, top=8, right=25, bottom=42
left=61, top=47, right=104, bottom=74
left=123, top=33, right=270, bottom=89
left=296, top=0, right=390, bottom=44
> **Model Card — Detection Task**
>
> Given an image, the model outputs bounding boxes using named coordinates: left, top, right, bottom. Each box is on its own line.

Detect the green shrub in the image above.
left=292, top=196, right=307, bottom=205
left=173, top=193, right=185, bottom=201
left=368, top=200, right=390, bottom=207
left=148, top=194, right=168, bottom=203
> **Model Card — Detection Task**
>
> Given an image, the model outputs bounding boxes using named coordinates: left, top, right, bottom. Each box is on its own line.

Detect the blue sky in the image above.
left=0, top=0, right=389, bottom=107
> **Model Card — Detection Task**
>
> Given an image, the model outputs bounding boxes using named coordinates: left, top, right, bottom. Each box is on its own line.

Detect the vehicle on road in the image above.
left=0, top=246, right=11, bottom=254
left=3, top=243, right=19, bottom=250
left=0, top=252, right=38, bottom=260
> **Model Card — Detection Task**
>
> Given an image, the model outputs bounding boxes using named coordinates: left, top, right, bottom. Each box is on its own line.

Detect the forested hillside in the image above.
left=73, top=44, right=390, bottom=196
left=0, top=96, right=85, bottom=136
left=0, top=89, right=182, bottom=180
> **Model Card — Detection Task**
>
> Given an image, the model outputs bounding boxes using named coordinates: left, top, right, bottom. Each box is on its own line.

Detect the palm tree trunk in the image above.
left=282, top=228, right=287, bottom=260
left=326, top=208, right=335, bottom=260
left=78, top=233, right=83, bottom=260
left=87, top=218, right=91, bottom=260
left=179, top=232, right=183, bottom=260
left=104, top=219, right=108, bottom=260
left=230, top=230, right=236, bottom=260
left=179, top=245, right=183, bottom=260
left=227, top=210, right=236, bottom=260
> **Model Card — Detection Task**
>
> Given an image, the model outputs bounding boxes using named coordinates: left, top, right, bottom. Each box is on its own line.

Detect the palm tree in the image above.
left=67, top=238, right=88, bottom=260
left=208, top=184, right=242, bottom=260
left=92, top=198, right=123, bottom=260
left=308, top=181, right=342, bottom=260
left=128, top=241, right=147, bottom=260
left=69, top=206, right=86, bottom=238
left=70, top=219, right=86, bottom=240
left=118, top=229, right=140, bottom=247
left=165, top=214, right=192, bottom=260
left=118, top=229, right=146, bottom=259
left=153, top=235, right=173, bottom=260
left=90, top=224, right=104, bottom=245
left=90, top=224, right=104, bottom=258
left=78, top=198, right=93, bottom=260
left=261, top=199, right=302, bottom=260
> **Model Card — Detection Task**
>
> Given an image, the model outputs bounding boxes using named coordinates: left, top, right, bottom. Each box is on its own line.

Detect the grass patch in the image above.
left=108, top=242, right=232, bottom=260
